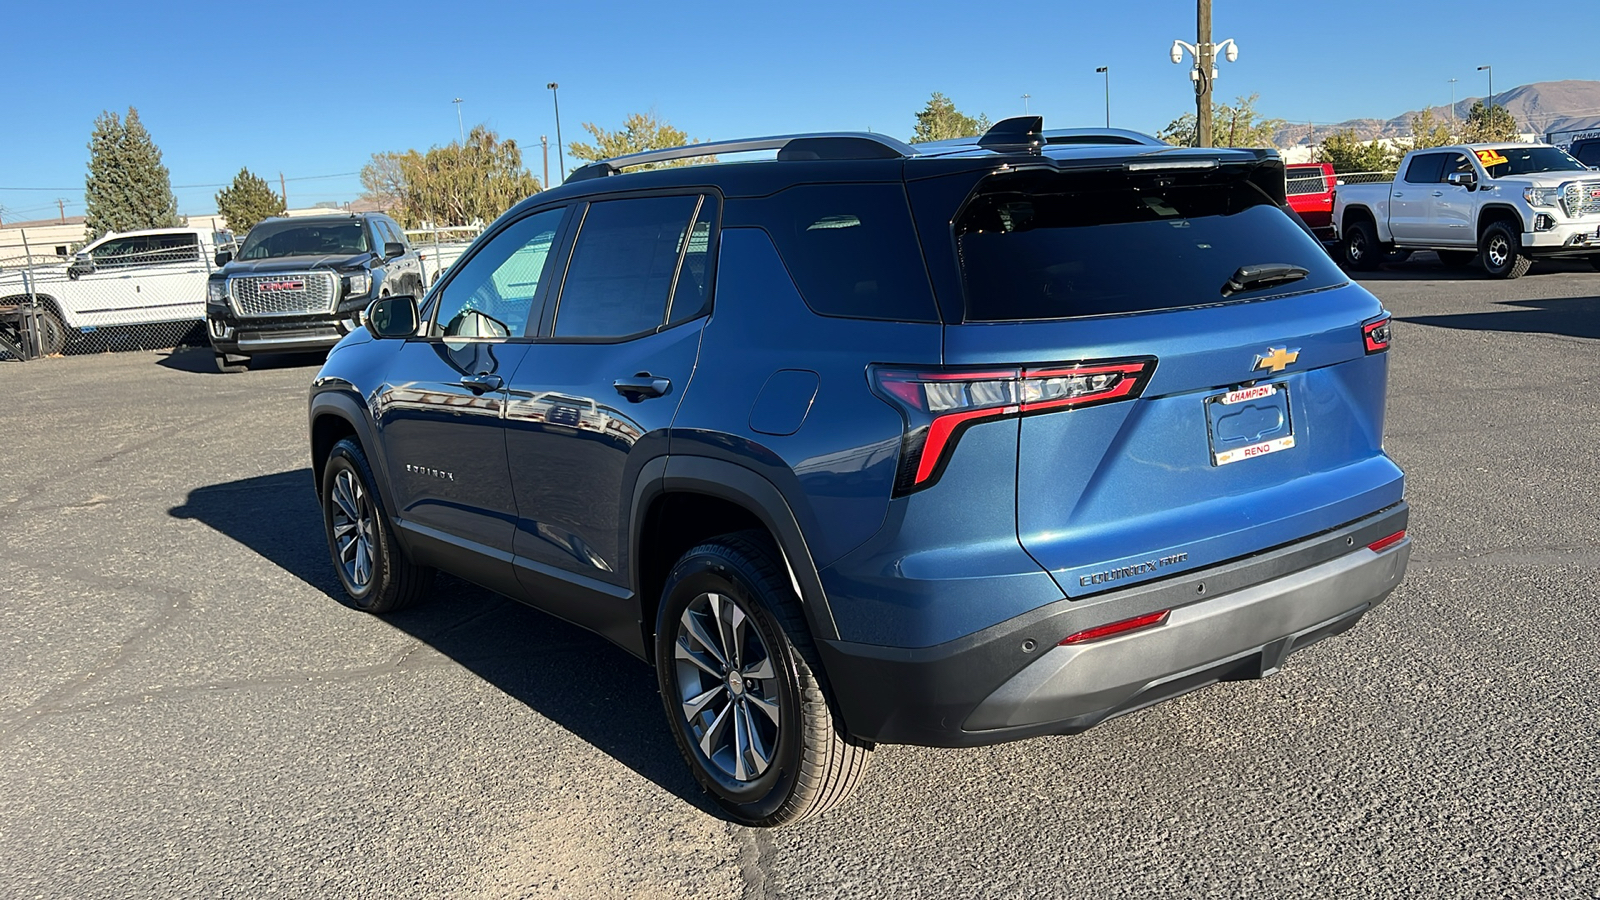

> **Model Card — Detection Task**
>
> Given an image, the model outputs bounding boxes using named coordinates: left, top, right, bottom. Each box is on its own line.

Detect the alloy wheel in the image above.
left=673, top=591, right=781, bottom=783
left=1486, top=235, right=1509, bottom=269
left=330, top=469, right=376, bottom=589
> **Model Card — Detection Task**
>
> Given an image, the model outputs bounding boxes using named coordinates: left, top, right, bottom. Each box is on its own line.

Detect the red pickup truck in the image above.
left=1286, top=162, right=1336, bottom=241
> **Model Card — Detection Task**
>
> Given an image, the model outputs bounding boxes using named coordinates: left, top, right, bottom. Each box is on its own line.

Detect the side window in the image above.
left=1403, top=153, right=1445, bottom=184
left=91, top=236, right=142, bottom=268
left=552, top=195, right=700, bottom=339
left=668, top=197, right=717, bottom=325
left=150, top=232, right=201, bottom=263
left=1576, top=143, right=1600, bottom=166
left=430, top=207, right=565, bottom=340
left=1440, top=154, right=1474, bottom=182
left=380, top=219, right=405, bottom=250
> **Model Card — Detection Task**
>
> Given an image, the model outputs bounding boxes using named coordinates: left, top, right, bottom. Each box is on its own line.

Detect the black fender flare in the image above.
left=307, top=385, right=401, bottom=524
left=630, top=455, right=839, bottom=643
left=1476, top=204, right=1528, bottom=237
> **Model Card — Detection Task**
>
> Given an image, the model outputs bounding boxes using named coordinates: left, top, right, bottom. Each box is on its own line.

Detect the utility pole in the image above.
left=1196, top=0, right=1214, bottom=148
left=541, top=135, right=549, bottom=190
left=56, top=199, right=66, bottom=223
left=280, top=172, right=288, bottom=211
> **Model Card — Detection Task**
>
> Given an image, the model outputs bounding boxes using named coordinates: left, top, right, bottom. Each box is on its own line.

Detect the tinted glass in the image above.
left=1478, top=146, right=1587, bottom=178
left=92, top=233, right=200, bottom=267
left=239, top=221, right=369, bottom=259
left=431, top=207, right=564, bottom=339
left=742, top=183, right=938, bottom=323
left=1442, top=154, right=1474, bottom=181
left=553, top=195, right=699, bottom=338
left=668, top=197, right=717, bottom=325
left=1404, top=153, right=1445, bottom=184
left=1576, top=143, right=1600, bottom=166
left=956, top=170, right=1347, bottom=322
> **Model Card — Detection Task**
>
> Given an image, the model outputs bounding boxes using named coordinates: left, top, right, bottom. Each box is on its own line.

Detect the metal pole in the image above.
left=453, top=98, right=465, bottom=143
left=1478, top=65, right=1492, bottom=111
left=19, top=229, right=40, bottom=358
left=280, top=172, right=288, bottom=212
left=1448, top=78, right=1457, bottom=137
left=1196, top=0, right=1214, bottom=148
left=541, top=135, right=549, bottom=190
left=1021, top=93, right=1031, bottom=114
left=548, top=83, right=566, bottom=181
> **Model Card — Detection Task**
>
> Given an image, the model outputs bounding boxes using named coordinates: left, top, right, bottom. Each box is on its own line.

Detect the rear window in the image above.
left=738, top=183, right=938, bottom=323
left=956, top=170, right=1346, bottom=322
left=1286, top=168, right=1330, bottom=195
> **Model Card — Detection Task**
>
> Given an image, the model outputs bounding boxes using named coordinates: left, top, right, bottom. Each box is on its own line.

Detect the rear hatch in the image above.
left=906, top=152, right=1404, bottom=597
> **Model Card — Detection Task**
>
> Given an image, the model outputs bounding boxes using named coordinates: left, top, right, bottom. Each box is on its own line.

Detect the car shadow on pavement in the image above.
left=157, top=346, right=329, bottom=374
left=1398, top=295, right=1600, bottom=341
left=1351, top=253, right=1595, bottom=282
left=168, top=469, right=715, bottom=816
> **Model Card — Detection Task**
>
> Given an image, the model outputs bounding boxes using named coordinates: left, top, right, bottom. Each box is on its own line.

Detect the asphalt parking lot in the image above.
left=3, top=255, right=1598, bottom=899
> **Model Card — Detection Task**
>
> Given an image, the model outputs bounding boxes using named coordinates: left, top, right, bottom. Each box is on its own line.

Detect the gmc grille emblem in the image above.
left=259, top=280, right=305, bottom=292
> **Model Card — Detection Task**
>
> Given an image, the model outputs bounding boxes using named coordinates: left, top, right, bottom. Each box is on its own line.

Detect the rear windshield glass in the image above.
left=956, top=170, right=1345, bottom=321
left=239, top=221, right=370, bottom=259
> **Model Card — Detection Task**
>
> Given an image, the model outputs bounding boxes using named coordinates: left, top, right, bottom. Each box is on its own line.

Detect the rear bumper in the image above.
left=817, top=503, right=1409, bottom=747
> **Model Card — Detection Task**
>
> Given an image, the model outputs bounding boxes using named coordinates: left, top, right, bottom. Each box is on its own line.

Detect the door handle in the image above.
left=613, top=373, right=671, bottom=401
left=1393, top=192, right=1403, bottom=197
left=459, top=373, right=503, bottom=394
left=1432, top=191, right=1444, bottom=197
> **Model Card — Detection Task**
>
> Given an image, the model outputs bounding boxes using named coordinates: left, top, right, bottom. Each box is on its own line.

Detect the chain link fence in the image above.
left=1334, top=170, right=1398, bottom=185
left=405, top=225, right=484, bottom=288
left=1, top=228, right=222, bottom=361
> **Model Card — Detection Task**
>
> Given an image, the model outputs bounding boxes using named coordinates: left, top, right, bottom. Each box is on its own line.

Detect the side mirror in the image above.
left=214, top=249, right=233, bottom=267
left=67, top=256, right=94, bottom=280
left=1445, top=171, right=1477, bottom=190
left=383, top=241, right=406, bottom=259
left=365, top=295, right=419, bottom=339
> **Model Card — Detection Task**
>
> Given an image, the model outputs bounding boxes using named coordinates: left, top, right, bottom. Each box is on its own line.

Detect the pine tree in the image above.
left=214, top=168, right=283, bottom=234
left=84, top=107, right=181, bottom=240
left=912, top=93, right=986, bottom=143
left=1463, top=102, right=1519, bottom=143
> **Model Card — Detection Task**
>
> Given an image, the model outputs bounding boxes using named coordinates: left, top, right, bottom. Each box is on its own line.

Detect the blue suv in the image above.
left=308, top=118, right=1411, bottom=826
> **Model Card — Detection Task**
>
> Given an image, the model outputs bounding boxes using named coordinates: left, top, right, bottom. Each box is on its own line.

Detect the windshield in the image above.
left=956, top=169, right=1345, bottom=321
left=1477, top=146, right=1587, bottom=178
left=239, top=222, right=370, bottom=259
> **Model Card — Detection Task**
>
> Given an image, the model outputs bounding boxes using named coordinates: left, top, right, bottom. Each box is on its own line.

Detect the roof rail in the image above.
left=566, top=132, right=918, bottom=182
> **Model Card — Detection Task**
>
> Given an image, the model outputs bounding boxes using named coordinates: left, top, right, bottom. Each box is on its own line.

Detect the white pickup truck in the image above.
left=1333, top=143, right=1600, bottom=278
left=0, top=226, right=231, bottom=353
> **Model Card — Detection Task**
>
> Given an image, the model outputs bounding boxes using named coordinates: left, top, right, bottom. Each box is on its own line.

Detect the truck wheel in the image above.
left=1480, top=222, right=1532, bottom=279
left=320, top=438, right=434, bottom=613
left=1341, top=220, right=1382, bottom=271
left=654, top=531, right=873, bottom=827
left=214, top=352, right=250, bottom=374
left=32, top=307, right=67, bottom=356
left=1436, top=250, right=1475, bottom=268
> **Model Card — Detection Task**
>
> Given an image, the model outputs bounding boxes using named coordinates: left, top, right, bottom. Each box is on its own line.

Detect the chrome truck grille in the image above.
left=229, top=272, right=339, bottom=317
left=1563, top=181, right=1600, bottom=218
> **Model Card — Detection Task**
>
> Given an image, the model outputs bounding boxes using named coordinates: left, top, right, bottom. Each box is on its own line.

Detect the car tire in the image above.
left=320, top=437, right=434, bottom=613
left=654, top=531, right=873, bottom=827
left=1341, top=220, right=1382, bottom=271
left=1479, top=222, right=1532, bottom=279
left=1436, top=250, right=1475, bottom=268
left=214, top=352, right=250, bottom=373
left=32, top=307, right=67, bottom=356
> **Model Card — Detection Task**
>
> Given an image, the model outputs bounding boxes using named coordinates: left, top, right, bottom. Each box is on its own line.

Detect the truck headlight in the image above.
left=1523, top=186, right=1564, bottom=208
left=206, top=280, right=227, bottom=304
left=345, top=273, right=372, bottom=297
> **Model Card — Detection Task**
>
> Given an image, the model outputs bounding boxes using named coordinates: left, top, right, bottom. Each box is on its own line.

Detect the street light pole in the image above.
left=1021, top=93, right=1031, bottom=114
left=1096, top=67, right=1110, bottom=128
left=541, top=135, right=549, bottom=191
left=1477, top=65, right=1493, bottom=110
left=1448, top=77, right=1458, bottom=136
left=547, top=83, right=566, bottom=182
left=452, top=97, right=464, bottom=144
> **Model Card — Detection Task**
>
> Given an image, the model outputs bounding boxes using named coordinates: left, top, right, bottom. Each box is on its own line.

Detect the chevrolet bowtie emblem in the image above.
left=1254, top=347, right=1299, bottom=374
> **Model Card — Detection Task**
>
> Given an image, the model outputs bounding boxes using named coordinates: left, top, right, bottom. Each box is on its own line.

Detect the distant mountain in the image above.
left=1274, top=80, right=1600, bottom=146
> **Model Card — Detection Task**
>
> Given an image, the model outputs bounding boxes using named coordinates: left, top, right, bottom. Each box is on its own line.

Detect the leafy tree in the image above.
left=361, top=126, right=541, bottom=228
left=84, top=107, right=181, bottom=240
left=911, top=92, right=989, bottom=143
left=214, top=168, right=283, bottom=234
left=1463, top=101, right=1519, bottom=143
left=567, top=111, right=713, bottom=169
left=1318, top=128, right=1398, bottom=174
left=1157, top=95, right=1285, bottom=148
left=1409, top=109, right=1454, bottom=149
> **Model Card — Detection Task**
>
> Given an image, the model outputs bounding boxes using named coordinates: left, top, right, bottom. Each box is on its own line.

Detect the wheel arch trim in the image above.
left=308, top=387, right=401, bottom=524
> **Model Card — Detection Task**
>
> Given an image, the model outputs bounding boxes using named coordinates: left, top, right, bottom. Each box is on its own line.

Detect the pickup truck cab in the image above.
left=1333, top=143, right=1600, bottom=278
left=0, top=227, right=229, bottom=354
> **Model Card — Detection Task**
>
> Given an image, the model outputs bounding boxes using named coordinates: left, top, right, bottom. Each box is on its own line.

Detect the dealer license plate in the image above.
left=1205, top=383, right=1295, bottom=466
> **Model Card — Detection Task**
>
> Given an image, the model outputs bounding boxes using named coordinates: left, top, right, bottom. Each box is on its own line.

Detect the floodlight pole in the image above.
left=547, top=83, right=566, bottom=181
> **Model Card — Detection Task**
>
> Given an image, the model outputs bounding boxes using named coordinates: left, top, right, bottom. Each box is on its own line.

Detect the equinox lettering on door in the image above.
left=1079, top=552, right=1189, bottom=587
left=405, top=463, right=455, bottom=481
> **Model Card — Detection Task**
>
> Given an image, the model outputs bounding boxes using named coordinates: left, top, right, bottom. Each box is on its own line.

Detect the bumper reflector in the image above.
left=1368, top=530, right=1407, bottom=553
left=1061, top=609, right=1171, bottom=646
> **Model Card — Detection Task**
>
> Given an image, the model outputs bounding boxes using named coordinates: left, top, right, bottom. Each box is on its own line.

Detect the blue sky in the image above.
left=3, top=0, right=1598, bottom=222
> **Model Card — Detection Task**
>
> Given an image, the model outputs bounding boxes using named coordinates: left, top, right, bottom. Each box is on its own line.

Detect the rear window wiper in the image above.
left=1221, top=262, right=1309, bottom=297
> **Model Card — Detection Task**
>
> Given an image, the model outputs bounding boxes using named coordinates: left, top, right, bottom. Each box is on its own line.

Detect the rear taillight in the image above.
left=1363, top=315, right=1391, bottom=354
left=1368, top=530, right=1407, bottom=553
left=1061, top=609, right=1171, bottom=645
left=871, top=357, right=1157, bottom=495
